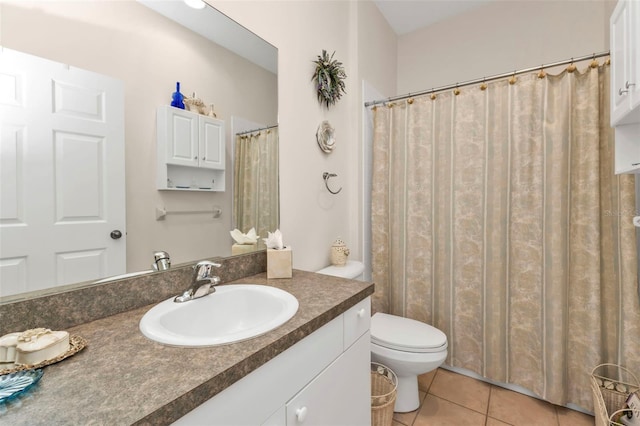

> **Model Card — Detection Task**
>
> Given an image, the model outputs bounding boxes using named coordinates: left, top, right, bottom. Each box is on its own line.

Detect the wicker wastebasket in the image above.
left=590, top=363, right=639, bottom=426
left=371, top=362, right=397, bottom=426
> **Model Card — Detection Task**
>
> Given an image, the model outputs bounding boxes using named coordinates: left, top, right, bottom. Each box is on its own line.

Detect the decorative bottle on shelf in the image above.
left=170, top=81, right=185, bottom=109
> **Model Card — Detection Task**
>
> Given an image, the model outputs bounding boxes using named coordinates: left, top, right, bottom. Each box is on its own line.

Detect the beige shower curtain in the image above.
left=233, top=127, right=279, bottom=238
left=371, top=63, right=640, bottom=410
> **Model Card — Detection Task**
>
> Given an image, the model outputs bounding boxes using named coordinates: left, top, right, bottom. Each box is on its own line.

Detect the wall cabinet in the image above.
left=173, top=297, right=372, bottom=426
left=611, top=0, right=640, bottom=173
left=156, top=105, right=225, bottom=190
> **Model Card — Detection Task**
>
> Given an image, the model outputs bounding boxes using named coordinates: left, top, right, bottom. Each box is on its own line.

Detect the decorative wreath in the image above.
left=312, top=50, right=347, bottom=108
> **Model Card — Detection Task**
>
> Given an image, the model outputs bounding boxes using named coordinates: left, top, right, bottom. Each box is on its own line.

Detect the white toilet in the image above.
left=370, top=313, right=447, bottom=412
left=316, top=261, right=448, bottom=413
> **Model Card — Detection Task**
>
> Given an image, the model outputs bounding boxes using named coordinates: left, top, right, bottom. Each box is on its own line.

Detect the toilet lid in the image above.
left=371, top=313, right=447, bottom=353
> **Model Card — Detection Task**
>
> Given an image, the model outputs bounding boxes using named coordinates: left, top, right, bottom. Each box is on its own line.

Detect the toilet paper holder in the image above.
left=323, top=172, right=342, bottom=195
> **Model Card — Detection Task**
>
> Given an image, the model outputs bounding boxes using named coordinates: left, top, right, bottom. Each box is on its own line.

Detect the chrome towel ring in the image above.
left=323, top=172, right=342, bottom=195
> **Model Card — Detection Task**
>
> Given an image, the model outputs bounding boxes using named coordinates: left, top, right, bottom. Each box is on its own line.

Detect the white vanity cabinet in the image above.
left=611, top=0, right=640, bottom=173
left=174, top=297, right=371, bottom=426
left=156, top=105, right=225, bottom=190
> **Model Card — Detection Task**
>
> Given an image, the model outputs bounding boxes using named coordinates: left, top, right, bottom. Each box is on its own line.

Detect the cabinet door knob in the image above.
left=357, top=308, right=366, bottom=318
left=202, top=157, right=206, bottom=161
left=194, top=156, right=198, bottom=160
left=110, top=230, right=122, bottom=240
left=296, top=406, right=308, bottom=422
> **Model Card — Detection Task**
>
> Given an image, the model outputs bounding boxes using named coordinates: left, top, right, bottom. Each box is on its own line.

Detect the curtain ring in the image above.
left=509, top=71, right=517, bottom=85
left=537, top=65, right=546, bottom=79
left=453, top=83, right=460, bottom=96
left=590, top=53, right=599, bottom=68
left=430, top=89, right=437, bottom=100
left=567, top=58, right=576, bottom=73
left=323, top=172, right=342, bottom=195
left=407, top=98, right=414, bottom=105
left=480, top=78, right=487, bottom=91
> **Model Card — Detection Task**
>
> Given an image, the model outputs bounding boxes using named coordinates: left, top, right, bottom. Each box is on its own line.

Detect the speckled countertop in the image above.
left=1, top=270, right=374, bottom=425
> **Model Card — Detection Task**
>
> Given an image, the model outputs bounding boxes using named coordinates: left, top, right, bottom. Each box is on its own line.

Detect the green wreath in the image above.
left=312, top=50, right=347, bottom=108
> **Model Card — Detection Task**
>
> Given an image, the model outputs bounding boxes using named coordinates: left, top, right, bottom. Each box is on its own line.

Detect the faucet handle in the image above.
left=193, top=260, right=221, bottom=280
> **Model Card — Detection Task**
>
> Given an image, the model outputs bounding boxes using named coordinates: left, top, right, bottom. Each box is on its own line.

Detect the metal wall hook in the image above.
left=323, top=172, right=342, bottom=195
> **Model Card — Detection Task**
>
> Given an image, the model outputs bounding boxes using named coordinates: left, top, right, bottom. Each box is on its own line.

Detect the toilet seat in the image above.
left=371, top=313, right=447, bottom=353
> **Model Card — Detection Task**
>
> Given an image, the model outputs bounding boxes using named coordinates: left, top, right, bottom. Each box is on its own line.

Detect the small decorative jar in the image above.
left=330, top=238, right=350, bottom=266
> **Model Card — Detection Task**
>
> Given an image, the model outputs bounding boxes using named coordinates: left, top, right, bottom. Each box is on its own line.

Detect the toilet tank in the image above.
left=316, top=260, right=365, bottom=280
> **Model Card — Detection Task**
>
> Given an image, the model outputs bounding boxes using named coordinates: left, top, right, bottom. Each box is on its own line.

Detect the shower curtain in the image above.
left=371, top=63, right=640, bottom=410
left=233, top=127, right=279, bottom=238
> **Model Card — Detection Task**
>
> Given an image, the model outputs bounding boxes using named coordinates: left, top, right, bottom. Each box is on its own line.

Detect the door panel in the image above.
left=54, top=131, right=104, bottom=221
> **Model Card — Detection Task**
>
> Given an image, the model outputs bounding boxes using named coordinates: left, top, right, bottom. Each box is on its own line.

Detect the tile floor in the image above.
left=392, top=368, right=595, bottom=426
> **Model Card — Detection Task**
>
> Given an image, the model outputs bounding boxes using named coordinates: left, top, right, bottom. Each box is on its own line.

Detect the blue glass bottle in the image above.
left=171, top=81, right=185, bottom=109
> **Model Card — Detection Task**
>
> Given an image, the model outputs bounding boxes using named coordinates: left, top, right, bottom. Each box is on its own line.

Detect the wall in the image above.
left=397, top=0, right=617, bottom=94
left=1, top=1, right=277, bottom=273
left=212, top=0, right=397, bottom=272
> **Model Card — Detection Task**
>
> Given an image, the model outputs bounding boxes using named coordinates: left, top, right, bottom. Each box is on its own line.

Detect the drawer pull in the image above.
left=357, top=308, right=366, bottom=318
left=296, top=406, right=308, bottom=422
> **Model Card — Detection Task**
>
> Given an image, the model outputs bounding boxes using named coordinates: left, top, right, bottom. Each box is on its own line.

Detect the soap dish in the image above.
left=0, top=369, right=43, bottom=404
left=0, top=335, right=87, bottom=376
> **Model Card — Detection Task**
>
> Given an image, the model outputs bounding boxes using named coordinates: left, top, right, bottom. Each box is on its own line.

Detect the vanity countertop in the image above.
left=1, top=270, right=374, bottom=425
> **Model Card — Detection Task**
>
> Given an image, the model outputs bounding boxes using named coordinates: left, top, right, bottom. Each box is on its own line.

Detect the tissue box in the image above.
left=267, top=247, right=292, bottom=279
left=232, top=243, right=257, bottom=255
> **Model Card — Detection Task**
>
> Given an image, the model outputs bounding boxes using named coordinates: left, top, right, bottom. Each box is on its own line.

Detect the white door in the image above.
left=0, top=48, right=126, bottom=297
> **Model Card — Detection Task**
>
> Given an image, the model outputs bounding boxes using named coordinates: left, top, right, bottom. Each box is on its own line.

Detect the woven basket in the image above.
left=371, top=363, right=397, bottom=426
left=591, top=363, right=639, bottom=426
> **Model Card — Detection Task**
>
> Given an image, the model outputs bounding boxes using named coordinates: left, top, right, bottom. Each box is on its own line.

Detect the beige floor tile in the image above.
left=418, top=369, right=437, bottom=392
left=486, top=417, right=514, bottom=426
left=556, top=407, right=595, bottom=426
left=413, top=394, right=486, bottom=426
left=428, top=368, right=491, bottom=414
left=393, top=390, right=427, bottom=425
left=488, top=386, right=558, bottom=426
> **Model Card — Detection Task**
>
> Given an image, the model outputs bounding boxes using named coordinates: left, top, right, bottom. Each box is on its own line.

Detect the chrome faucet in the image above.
left=152, top=251, right=171, bottom=271
left=174, top=260, right=221, bottom=303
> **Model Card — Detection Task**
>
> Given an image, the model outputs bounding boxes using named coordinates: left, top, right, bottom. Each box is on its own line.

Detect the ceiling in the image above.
left=374, top=0, right=494, bottom=35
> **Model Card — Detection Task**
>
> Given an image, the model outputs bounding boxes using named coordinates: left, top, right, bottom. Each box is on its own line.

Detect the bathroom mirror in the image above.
left=0, top=0, right=278, bottom=300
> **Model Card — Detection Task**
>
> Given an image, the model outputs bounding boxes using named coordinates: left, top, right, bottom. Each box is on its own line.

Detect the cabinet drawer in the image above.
left=343, top=296, right=371, bottom=349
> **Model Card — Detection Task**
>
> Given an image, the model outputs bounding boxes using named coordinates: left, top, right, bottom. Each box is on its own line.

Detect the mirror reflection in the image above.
left=0, top=0, right=278, bottom=300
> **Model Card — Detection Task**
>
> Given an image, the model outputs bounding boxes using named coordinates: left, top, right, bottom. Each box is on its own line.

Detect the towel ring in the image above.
left=323, top=172, right=342, bottom=195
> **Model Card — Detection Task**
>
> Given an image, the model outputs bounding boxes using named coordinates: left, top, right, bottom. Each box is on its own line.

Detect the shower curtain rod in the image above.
left=236, top=124, right=278, bottom=136
left=364, top=51, right=610, bottom=108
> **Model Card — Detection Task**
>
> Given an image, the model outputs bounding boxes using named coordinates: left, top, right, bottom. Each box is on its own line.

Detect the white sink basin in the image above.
left=139, top=284, right=298, bottom=347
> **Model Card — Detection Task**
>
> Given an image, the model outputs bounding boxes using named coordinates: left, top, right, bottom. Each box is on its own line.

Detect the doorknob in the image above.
left=110, top=230, right=123, bottom=240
